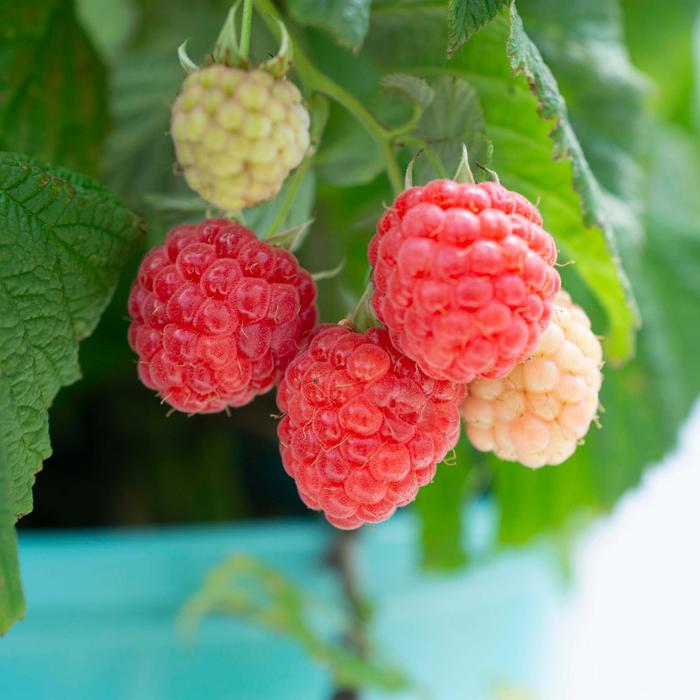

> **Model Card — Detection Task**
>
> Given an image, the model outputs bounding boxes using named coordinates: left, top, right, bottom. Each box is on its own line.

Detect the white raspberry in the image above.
left=463, top=290, right=603, bottom=468
left=171, top=65, right=310, bottom=210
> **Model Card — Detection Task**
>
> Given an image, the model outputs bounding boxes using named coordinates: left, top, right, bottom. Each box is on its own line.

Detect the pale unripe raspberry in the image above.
left=463, top=291, right=602, bottom=468
left=171, top=65, right=310, bottom=210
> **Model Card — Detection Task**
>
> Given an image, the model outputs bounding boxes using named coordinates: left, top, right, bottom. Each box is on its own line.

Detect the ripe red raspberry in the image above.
left=369, top=179, right=561, bottom=383
left=128, top=219, right=318, bottom=414
left=276, top=324, right=465, bottom=529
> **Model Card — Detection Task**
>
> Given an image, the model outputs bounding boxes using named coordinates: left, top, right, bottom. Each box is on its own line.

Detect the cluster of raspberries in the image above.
left=131, top=57, right=603, bottom=530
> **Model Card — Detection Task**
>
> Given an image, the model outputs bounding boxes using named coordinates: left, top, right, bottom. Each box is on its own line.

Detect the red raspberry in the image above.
left=128, top=219, right=319, bottom=413
left=369, top=179, right=560, bottom=383
left=276, top=324, right=465, bottom=529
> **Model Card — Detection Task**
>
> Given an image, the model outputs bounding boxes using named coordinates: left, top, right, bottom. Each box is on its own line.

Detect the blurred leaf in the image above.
left=286, top=0, right=372, bottom=51
left=245, top=170, right=317, bottom=236
left=415, top=434, right=470, bottom=570
left=316, top=107, right=386, bottom=187
left=448, top=0, right=509, bottom=56
left=381, top=73, right=435, bottom=109
left=411, top=75, right=491, bottom=183
left=0, top=1, right=108, bottom=177
left=0, top=153, right=142, bottom=631
left=181, top=555, right=412, bottom=692
left=76, top=0, right=138, bottom=60
left=621, top=0, right=699, bottom=127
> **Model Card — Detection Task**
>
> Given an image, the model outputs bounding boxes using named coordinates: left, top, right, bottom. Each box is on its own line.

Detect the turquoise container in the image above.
left=1, top=513, right=564, bottom=699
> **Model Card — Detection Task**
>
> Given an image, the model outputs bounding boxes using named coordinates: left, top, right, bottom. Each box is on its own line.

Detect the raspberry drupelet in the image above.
left=276, top=324, right=465, bottom=529
left=369, top=179, right=561, bottom=383
left=128, top=219, right=318, bottom=414
left=463, top=291, right=603, bottom=468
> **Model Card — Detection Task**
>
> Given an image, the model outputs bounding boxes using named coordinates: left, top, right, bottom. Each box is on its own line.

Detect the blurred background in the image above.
left=3, top=0, right=700, bottom=698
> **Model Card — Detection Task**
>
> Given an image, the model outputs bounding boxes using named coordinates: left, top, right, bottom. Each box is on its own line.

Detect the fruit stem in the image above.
left=253, top=0, right=403, bottom=196
left=239, top=0, right=254, bottom=59
left=347, top=283, right=376, bottom=332
left=328, top=530, right=371, bottom=700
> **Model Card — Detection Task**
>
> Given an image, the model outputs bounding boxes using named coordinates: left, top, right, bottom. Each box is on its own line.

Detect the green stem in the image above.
left=254, top=0, right=403, bottom=196
left=239, top=0, right=254, bottom=59
left=265, top=155, right=313, bottom=237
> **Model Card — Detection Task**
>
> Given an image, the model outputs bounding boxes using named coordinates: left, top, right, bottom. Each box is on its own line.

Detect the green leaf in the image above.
left=285, top=0, right=372, bottom=51
left=0, top=153, right=142, bottom=632
left=448, top=0, right=509, bottom=56
left=365, top=8, right=639, bottom=362
left=316, top=109, right=386, bottom=187
left=505, top=5, right=639, bottom=361
left=414, top=433, right=470, bottom=570
left=0, top=0, right=108, bottom=176
left=181, top=555, right=412, bottom=692
left=380, top=73, right=435, bottom=109
left=0, top=437, right=24, bottom=635
left=411, top=75, right=491, bottom=183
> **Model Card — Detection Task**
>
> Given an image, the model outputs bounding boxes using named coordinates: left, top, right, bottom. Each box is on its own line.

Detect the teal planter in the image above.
left=1, top=515, right=564, bottom=699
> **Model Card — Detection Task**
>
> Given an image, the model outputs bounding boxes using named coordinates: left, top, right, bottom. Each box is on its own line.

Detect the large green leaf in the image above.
left=0, top=153, right=142, bottom=632
left=0, top=1, right=108, bottom=176
left=365, top=4, right=638, bottom=362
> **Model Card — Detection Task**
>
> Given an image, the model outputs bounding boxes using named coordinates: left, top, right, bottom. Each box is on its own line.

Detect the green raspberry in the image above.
left=171, top=65, right=310, bottom=210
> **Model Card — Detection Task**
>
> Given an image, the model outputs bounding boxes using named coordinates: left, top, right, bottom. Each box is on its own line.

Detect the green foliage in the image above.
left=488, top=2, right=700, bottom=545
left=415, top=434, right=470, bottom=570
left=181, top=555, right=412, bottom=692
left=285, top=0, right=372, bottom=51
left=1, top=0, right=698, bottom=670
left=411, top=75, right=491, bottom=183
left=365, top=4, right=638, bottom=360
left=0, top=1, right=108, bottom=176
left=0, top=154, right=142, bottom=631
left=505, top=5, right=638, bottom=361
left=447, top=0, right=509, bottom=55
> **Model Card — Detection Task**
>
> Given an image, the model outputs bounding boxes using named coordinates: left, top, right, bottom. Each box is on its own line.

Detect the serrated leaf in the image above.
left=285, top=0, right=372, bottom=51
left=366, top=6, right=639, bottom=362
left=0, top=153, right=142, bottom=632
left=448, top=0, right=509, bottom=55
left=0, top=0, right=108, bottom=176
left=412, top=75, right=491, bottom=183
left=414, top=434, right=470, bottom=570
left=505, top=5, right=639, bottom=361
left=381, top=73, right=435, bottom=109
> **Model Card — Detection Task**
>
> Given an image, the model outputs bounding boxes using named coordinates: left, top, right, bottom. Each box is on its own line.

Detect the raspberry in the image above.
left=128, top=219, right=319, bottom=414
left=276, top=324, right=465, bottom=529
left=463, top=291, right=602, bottom=468
left=171, top=65, right=310, bottom=210
left=369, top=179, right=561, bottom=383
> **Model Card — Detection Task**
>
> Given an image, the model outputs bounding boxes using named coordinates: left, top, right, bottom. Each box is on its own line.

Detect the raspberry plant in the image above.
left=2, top=1, right=700, bottom=696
